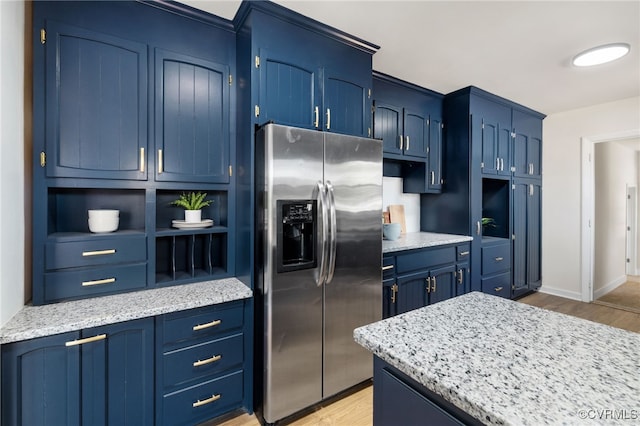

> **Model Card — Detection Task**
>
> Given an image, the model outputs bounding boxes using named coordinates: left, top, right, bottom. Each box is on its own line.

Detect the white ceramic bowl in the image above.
left=88, top=210, right=120, bottom=233
left=383, top=223, right=401, bottom=240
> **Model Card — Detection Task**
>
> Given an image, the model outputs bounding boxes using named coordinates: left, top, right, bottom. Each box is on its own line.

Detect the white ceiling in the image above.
left=180, top=0, right=640, bottom=116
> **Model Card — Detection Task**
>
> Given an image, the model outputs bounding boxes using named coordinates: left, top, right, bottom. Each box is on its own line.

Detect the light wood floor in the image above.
left=217, top=292, right=640, bottom=426
left=594, top=280, right=640, bottom=314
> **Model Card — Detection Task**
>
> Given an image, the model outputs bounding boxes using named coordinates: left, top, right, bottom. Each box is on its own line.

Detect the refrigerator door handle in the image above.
left=316, top=181, right=329, bottom=286
left=325, top=181, right=337, bottom=284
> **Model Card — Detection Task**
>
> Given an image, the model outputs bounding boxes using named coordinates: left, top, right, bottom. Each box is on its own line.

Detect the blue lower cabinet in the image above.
left=1, top=318, right=153, bottom=426
left=156, top=302, right=246, bottom=425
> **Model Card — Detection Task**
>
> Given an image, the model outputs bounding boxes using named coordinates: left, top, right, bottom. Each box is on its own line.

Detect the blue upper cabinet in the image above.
left=473, top=96, right=512, bottom=177
left=45, top=21, right=148, bottom=180
left=373, top=102, right=403, bottom=155
left=512, top=109, right=543, bottom=179
left=258, top=48, right=320, bottom=129
left=155, top=49, right=230, bottom=183
left=403, top=109, right=428, bottom=159
left=427, top=114, right=444, bottom=191
left=236, top=1, right=377, bottom=138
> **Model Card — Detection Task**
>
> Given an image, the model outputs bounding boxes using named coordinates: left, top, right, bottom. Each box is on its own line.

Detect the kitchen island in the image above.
left=354, top=292, right=640, bottom=425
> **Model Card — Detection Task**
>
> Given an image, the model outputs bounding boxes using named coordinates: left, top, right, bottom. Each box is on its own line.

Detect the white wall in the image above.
left=382, top=177, right=420, bottom=233
left=0, top=0, right=26, bottom=327
left=541, top=96, right=640, bottom=300
left=593, top=142, right=636, bottom=295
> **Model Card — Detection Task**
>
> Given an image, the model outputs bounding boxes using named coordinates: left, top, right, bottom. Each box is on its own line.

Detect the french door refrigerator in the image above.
left=255, top=123, right=382, bottom=424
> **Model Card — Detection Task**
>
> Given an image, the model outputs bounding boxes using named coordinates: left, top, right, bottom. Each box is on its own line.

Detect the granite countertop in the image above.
left=0, top=278, right=252, bottom=344
left=383, top=231, right=473, bottom=253
left=354, top=292, right=640, bottom=425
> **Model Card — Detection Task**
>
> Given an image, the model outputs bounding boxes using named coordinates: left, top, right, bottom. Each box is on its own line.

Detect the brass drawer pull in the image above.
left=193, top=354, right=221, bottom=367
left=82, top=277, right=116, bottom=287
left=494, top=287, right=503, bottom=292
left=495, top=257, right=504, bottom=262
left=192, top=319, right=221, bottom=331
left=459, top=251, right=469, bottom=256
left=382, top=265, right=394, bottom=271
left=82, top=249, right=116, bottom=257
left=65, top=334, right=107, bottom=347
left=193, top=394, right=221, bottom=408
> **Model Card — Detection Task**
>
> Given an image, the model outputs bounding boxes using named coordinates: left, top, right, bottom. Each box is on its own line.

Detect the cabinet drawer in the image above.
left=382, top=256, right=395, bottom=279
left=396, top=246, right=455, bottom=274
left=481, top=272, right=511, bottom=298
left=162, top=370, right=243, bottom=426
left=456, top=244, right=470, bottom=262
left=46, top=235, right=147, bottom=270
left=481, top=244, right=510, bottom=275
left=163, top=333, right=243, bottom=388
left=162, top=302, right=243, bottom=346
left=44, top=263, right=146, bottom=302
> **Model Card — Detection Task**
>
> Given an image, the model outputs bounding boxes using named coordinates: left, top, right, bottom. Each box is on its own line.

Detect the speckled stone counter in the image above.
left=0, top=278, right=252, bottom=344
left=383, top=231, right=472, bottom=253
left=354, top=292, right=640, bottom=425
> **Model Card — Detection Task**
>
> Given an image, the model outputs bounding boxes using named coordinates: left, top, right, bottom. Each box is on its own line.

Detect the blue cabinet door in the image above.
left=512, top=109, right=543, bottom=179
left=474, top=98, right=511, bottom=176
left=1, top=332, right=81, bottom=426
left=45, top=21, right=147, bottom=180
left=427, top=115, right=444, bottom=191
left=81, top=318, right=154, bottom=426
left=258, top=48, right=320, bottom=130
left=455, top=261, right=470, bottom=296
left=397, top=271, right=428, bottom=314
left=428, top=264, right=455, bottom=304
left=324, top=70, right=370, bottom=137
left=512, top=179, right=542, bottom=297
left=527, top=181, right=542, bottom=290
left=403, top=109, right=428, bottom=159
left=155, top=49, right=230, bottom=183
left=374, top=102, right=403, bottom=155
left=382, top=278, right=398, bottom=319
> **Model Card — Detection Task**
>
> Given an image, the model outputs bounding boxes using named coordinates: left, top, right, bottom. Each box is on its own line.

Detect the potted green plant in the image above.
left=170, top=192, right=212, bottom=223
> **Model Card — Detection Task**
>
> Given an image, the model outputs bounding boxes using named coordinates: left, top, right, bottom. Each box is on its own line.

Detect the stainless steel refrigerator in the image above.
left=255, top=123, right=382, bottom=424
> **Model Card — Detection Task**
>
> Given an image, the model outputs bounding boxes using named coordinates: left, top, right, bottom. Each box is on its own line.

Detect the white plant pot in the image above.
left=184, top=210, right=202, bottom=223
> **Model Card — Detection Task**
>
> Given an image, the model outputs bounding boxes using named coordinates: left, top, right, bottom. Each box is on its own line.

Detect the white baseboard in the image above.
left=537, top=285, right=583, bottom=301
left=593, top=276, right=626, bottom=299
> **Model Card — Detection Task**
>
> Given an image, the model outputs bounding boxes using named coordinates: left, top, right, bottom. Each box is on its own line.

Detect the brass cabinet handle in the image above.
left=82, top=277, right=115, bottom=287
left=459, top=251, right=469, bottom=257
left=494, top=286, right=503, bottom=292
left=139, top=147, right=145, bottom=172
left=457, top=269, right=463, bottom=284
left=495, top=257, right=504, bottom=262
left=391, top=283, right=398, bottom=304
left=432, top=276, right=437, bottom=293
left=192, top=319, right=221, bottom=331
left=158, top=149, right=164, bottom=174
left=382, top=265, right=394, bottom=271
left=193, top=354, right=221, bottom=367
left=192, top=394, right=221, bottom=408
left=82, top=249, right=116, bottom=257
left=65, top=334, right=107, bottom=347
left=425, top=276, right=431, bottom=293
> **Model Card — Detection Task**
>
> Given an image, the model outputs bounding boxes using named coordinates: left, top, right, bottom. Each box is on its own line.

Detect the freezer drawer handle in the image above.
left=82, top=249, right=116, bottom=257
left=192, top=394, right=221, bottom=408
left=193, top=354, right=221, bottom=367
left=192, top=319, right=221, bottom=331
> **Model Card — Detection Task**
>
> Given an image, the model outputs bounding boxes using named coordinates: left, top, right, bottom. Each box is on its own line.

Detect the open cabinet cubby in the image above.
left=47, top=188, right=146, bottom=237
left=481, top=178, right=510, bottom=240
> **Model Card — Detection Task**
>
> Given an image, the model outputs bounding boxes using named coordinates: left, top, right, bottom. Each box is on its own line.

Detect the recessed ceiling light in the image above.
left=572, top=43, right=630, bottom=67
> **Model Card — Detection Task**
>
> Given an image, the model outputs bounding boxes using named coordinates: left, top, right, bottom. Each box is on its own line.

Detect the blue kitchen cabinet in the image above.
left=156, top=301, right=247, bottom=426
left=512, top=179, right=542, bottom=297
left=385, top=243, right=465, bottom=318
left=512, top=109, right=543, bottom=179
left=154, top=49, right=231, bottom=183
left=43, top=20, right=148, bottom=180
left=421, top=87, right=545, bottom=297
left=1, top=318, right=153, bottom=426
left=373, top=72, right=444, bottom=193
left=241, top=2, right=376, bottom=137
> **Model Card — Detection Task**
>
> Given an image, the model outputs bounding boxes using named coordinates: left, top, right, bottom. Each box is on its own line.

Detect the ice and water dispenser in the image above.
left=277, top=200, right=317, bottom=273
